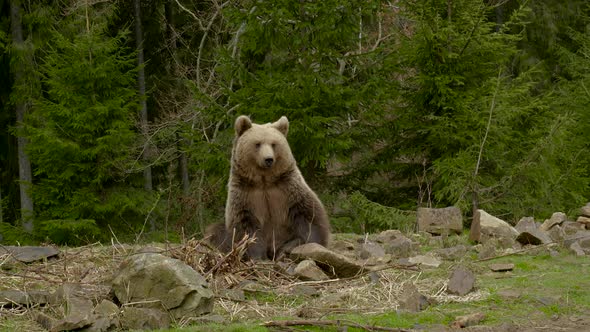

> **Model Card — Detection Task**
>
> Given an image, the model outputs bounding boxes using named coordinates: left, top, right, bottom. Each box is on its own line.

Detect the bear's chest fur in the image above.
left=246, top=185, right=289, bottom=229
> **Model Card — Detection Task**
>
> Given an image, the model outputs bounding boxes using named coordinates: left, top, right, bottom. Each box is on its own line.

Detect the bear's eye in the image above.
left=255, top=143, right=261, bottom=149
left=271, top=143, right=276, bottom=149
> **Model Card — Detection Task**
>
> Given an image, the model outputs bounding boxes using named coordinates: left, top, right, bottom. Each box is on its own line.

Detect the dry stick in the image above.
left=262, top=319, right=411, bottom=332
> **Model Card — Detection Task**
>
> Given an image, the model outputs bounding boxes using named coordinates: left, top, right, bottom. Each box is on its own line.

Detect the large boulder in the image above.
left=469, top=209, right=518, bottom=244
left=111, top=253, right=213, bottom=319
left=417, top=206, right=463, bottom=235
left=290, top=243, right=364, bottom=278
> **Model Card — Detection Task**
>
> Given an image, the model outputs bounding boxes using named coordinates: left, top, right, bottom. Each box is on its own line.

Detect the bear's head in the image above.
left=232, top=115, right=295, bottom=180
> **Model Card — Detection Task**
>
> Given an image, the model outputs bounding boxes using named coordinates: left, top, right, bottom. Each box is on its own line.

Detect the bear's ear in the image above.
left=272, top=116, right=289, bottom=136
left=235, top=115, right=252, bottom=137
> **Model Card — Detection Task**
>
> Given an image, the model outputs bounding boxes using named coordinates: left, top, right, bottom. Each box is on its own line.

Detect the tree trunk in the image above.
left=134, top=0, right=153, bottom=193
left=165, top=3, right=190, bottom=196
left=10, top=0, right=35, bottom=232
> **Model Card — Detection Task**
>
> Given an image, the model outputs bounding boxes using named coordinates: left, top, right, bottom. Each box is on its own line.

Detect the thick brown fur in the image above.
left=204, top=115, right=330, bottom=259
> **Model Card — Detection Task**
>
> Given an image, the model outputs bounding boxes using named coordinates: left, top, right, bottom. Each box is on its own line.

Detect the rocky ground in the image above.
left=0, top=202, right=589, bottom=331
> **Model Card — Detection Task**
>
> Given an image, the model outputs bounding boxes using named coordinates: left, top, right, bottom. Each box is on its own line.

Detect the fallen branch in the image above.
left=262, top=319, right=411, bottom=332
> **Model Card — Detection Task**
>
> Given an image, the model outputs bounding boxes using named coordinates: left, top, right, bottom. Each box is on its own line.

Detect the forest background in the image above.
left=0, top=0, right=589, bottom=245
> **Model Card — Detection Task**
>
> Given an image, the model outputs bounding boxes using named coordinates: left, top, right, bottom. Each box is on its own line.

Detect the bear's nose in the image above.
left=264, top=157, right=274, bottom=167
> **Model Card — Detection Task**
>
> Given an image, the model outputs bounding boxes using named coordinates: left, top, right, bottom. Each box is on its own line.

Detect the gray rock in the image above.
left=447, top=266, right=475, bottom=296
left=434, top=245, right=468, bottom=261
left=359, top=242, right=386, bottom=259
left=0, top=289, right=51, bottom=307
left=540, top=212, right=567, bottom=231
left=515, top=217, right=537, bottom=233
left=399, top=283, right=429, bottom=312
left=516, top=228, right=552, bottom=245
left=293, top=260, right=330, bottom=281
left=564, top=231, right=590, bottom=247
left=469, top=210, right=518, bottom=244
left=383, top=236, right=414, bottom=258
left=0, top=246, right=60, bottom=263
left=580, top=203, right=590, bottom=217
left=451, top=312, right=486, bottom=328
left=290, top=285, right=320, bottom=297
left=547, top=225, right=566, bottom=243
left=290, top=243, right=365, bottom=278
left=489, top=263, right=514, bottom=272
left=578, top=236, right=590, bottom=252
left=82, top=299, right=120, bottom=332
left=570, top=242, right=585, bottom=256
left=35, top=311, right=57, bottom=331
left=51, top=297, right=95, bottom=332
left=563, top=221, right=586, bottom=234
left=111, top=253, right=214, bottom=319
left=120, top=307, right=170, bottom=330
left=408, top=255, right=441, bottom=268
left=417, top=206, right=463, bottom=235
left=218, top=288, right=246, bottom=302
left=94, top=299, right=119, bottom=317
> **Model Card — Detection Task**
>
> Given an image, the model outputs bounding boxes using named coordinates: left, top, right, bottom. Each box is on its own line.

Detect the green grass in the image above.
left=156, top=250, right=590, bottom=332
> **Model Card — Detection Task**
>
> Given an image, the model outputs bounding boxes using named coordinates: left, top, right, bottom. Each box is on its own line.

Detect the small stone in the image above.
left=540, top=212, right=567, bottom=231
left=399, top=283, right=429, bottom=312
left=408, top=255, right=441, bottom=268
left=447, top=266, right=475, bottom=296
left=293, top=260, right=330, bottom=281
left=580, top=203, right=590, bottom=217
left=450, top=312, right=486, bottom=328
left=490, top=263, right=514, bottom=272
left=359, top=242, right=386, bottom=259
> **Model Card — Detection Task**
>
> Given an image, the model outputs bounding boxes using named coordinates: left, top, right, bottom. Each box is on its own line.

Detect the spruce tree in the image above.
left=25, top=2, right=145, bottom=240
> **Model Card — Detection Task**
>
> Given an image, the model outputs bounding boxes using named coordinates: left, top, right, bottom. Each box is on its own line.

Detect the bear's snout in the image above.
left=264, top=157, right=274, bottom=167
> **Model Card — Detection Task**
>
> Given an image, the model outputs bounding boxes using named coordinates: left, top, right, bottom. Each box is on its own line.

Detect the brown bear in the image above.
left=205, top=115, right=330, bottom=259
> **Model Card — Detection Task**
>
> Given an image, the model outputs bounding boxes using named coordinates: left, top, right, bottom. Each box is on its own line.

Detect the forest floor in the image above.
left=0, top=232, right=589, bottom=332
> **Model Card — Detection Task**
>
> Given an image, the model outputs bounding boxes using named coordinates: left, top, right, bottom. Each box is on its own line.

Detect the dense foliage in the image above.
left=0, top=0, right=588, bottom=244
